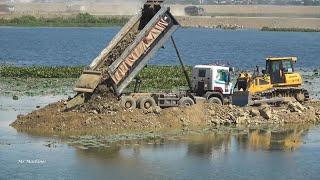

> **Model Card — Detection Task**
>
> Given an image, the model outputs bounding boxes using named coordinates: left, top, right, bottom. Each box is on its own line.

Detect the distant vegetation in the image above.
left=261, top=26, right=320, bottom=32
left=0, top=13, right=129, bottom=27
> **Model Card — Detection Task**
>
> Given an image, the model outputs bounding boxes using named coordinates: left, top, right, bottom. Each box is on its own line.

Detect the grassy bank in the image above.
left=0, top=13, right=129, bottom=27
left=261, top=26, right=320, bottom=32
left=0, top=65, right=191, bottom=95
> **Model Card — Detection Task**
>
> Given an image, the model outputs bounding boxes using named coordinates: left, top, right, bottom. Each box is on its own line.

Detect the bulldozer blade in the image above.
left=232, top=91, right=250, bottom=107
left=73, top=70, right=102, bottom=93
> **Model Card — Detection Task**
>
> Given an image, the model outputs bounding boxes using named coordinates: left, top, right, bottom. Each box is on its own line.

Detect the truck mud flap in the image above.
left=232, top=91, right=250, bottom=107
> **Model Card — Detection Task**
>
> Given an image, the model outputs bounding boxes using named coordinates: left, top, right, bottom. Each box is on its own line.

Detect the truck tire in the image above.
left=178, top=97, right=194, bottom=107
left=139, top=97, right=156, bottom=111
left=208, top=97, right=222, bottom=105
left=120, top=96, right=136, bottom=110
left=136, top=96, right=146, bottom=107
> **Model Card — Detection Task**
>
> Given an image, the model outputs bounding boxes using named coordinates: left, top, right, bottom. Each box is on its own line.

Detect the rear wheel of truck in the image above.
left=178, top=97, right=194, bottom=107
left=120, top=96, right=136, bottom=110
left=137, top=96, right=146, bottom=107
left=208, top=97, right=222, bottom=105
left=139, top=97, right=156, bottom=111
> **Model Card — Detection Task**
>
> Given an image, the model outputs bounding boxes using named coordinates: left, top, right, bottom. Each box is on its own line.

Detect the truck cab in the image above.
left=191, top=65, right=233, bottom=104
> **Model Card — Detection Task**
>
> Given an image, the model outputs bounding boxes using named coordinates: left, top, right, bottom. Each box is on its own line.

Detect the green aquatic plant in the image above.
left=0, top=65, right=84, bottom=78
left=0, top=65, right=192, bottom=93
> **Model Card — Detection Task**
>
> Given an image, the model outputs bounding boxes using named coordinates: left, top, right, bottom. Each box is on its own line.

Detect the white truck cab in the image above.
left=191, top=65, right=233, bottom=104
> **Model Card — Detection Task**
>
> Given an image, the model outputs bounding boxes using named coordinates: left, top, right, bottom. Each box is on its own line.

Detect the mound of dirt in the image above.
left=11, top=98, right=320, bottom=135
left=76, top=91, right=121, bottom=115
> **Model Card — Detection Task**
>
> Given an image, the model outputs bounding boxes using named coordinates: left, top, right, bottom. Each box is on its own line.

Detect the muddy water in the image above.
left=1, top=96, right=320, bottom=179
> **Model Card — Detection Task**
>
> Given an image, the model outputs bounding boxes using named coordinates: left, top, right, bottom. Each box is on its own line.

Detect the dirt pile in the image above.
left=11, top=99, right=320, bottom=135
left=75, top=91, right=121, bottom=115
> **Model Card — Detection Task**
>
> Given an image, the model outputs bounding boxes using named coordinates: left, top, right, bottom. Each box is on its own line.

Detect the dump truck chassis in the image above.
left=120, top=90, right=230, bottom=110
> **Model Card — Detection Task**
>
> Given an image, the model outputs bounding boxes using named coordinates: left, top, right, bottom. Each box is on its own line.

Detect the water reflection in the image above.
left=236, top=125, right=309, bottom=151
left=73, top=125, right=311, bottom=162
left=75, top=145, right=122, bottom=160
left=187, top=133, right=231, bottom=158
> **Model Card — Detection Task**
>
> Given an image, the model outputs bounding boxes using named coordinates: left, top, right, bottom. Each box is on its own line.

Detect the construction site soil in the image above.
left=11, top=93, right=320, bottom=136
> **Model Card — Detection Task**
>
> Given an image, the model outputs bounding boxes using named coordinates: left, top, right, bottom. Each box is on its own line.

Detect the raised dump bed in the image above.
left=74, top=1, right=180, bottom=96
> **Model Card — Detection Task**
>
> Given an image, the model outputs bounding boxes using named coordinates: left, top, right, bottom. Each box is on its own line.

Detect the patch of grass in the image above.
left=0, top=65, right=192, bottom=92
left=261, top=26, right=320, bottom=32
left=0, top=13, right=129, bottom=27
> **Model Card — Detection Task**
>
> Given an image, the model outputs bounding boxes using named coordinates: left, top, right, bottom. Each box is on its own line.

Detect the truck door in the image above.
left=269, top=60, right=285, bottom=84
left=216, top=69, right=230, bottom=94
left=197, top=69, right=207, bottom=95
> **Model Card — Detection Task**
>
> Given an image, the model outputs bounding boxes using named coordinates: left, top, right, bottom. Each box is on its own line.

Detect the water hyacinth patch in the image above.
left=0, top=65, right=84, bottom=78
left=0, top=65, right=192, bottom=94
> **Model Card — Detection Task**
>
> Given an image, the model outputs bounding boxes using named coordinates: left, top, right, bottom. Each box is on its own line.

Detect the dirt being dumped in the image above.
left=104, top=29, right=139, bottom=67
left=11, top=94, right=320, bottom=135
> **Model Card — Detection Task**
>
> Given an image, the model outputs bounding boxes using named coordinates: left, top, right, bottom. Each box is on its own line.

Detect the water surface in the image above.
left=1, top=27, right=320, bottom=179
left=1, top=27, right=319, bottom=69
left=1, top=96, right=320, bottom=179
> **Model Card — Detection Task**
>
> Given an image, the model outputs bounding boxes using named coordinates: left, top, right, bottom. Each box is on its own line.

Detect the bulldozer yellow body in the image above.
left=233, top=57, right=309, bottom=106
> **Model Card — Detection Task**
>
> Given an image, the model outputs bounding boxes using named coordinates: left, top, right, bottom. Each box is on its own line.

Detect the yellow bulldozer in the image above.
left=232, top=56, right=309, bottom=106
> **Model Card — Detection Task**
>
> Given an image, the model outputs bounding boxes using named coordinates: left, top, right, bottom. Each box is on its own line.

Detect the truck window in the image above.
left=271, top=61, right=281, bottom=73
left=198, top=69, right=206, bottom=77
left=282, top=60, right=293, bottom=73
left=217, top=70, right=228, bottom=82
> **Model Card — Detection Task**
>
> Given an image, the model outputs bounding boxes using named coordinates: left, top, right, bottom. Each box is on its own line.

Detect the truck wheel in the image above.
left=120, top=96, right=136, bottom=110
left=139, top=97, right=156, bottom=111
left=136, top=96, right=146, bottom=108
left=178, top=97, right=194, bottom=107
left=208, top=97, right=222, bottom=105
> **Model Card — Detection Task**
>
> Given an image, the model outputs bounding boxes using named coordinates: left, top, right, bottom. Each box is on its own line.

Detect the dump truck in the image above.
left=67, top=1, right=307, bottom=110
left=232, top=57, right=309, bottom=106
left=66, top=0, right=234, bottom=110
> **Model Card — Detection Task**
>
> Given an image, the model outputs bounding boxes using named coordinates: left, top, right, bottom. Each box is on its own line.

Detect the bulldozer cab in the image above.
left=265, top=57, right=297, bottom=84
